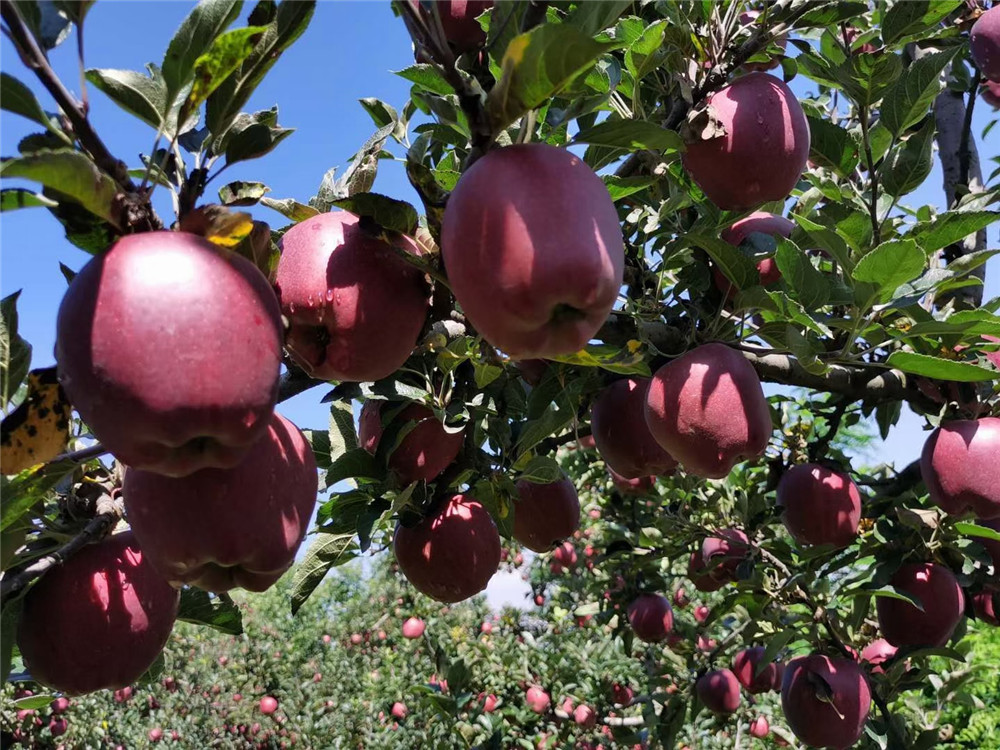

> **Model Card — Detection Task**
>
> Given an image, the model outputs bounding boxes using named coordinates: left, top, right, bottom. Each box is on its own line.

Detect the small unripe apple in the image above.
left=713, top=212, right=794, bottom=298
left=627, top=593, right=674, bottom=643
left=777, top=463, right=862, bottom=547
left=971, top=6, right=1000, bottom=82
left=359, top=400, right=465, bottom=485
left=274, top=211, right=429, bottom=382
left=401, top=617, right=425, bottom=639
left=441, top=144, right=624, bottom=358
left=17, top=532, right=178, bottom=695
left=781, top=655, right=870, bottom=749
left=394, top=494, right=501, bottom=602
left=259, top=697, right=279, bottom=715
left=682, top=73, right=810, bottom=210
left=591, top=377, right=677, bottom=478
left=525, top=686, right=551, bottom=714
left=749, top=715, right=769, bottom=738
left=513, top=477, right=581, bottom=552
left=55, top=231, right=283, bottom=477
left=732, top=647, right=782, bottom=693
left=574, top=704, right=597, bottom=728
left=645, top=344, right=772, bottom=478
left=876, top=562, right=964, bottom=647
left=921, top=418, right=1000, bottom=519
left=696, top=669, right=741, bottom=715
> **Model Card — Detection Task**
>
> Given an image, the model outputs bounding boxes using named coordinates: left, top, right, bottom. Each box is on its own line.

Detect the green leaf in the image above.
left=1, top=291, right=32, bottom=410
left=394, top=64, right=455, bottom=96
left=486, top=23, right=618, bottom=131
left=223, top=107, right=294, bottom=165
left=85, top=66, right=169, bottom=131
left=290, top=532, right=357, bottom=614
left=907, top=211, right=999, bottom=255
left=0, top=73, right=62, bottom=136
left=881, top=118, right=935, bottom=198
left=574, top=118, right=683, bottom=152
left=517, top=456, right=564, bottom=484
left=881, top=50, right=956, bottom=136
left=955, top=521, right=1000, bottom=543
left=329, top=400, right=357, bottom=461
left=853, top=585, right=925, bottom=610
left=840, top=52, right=903, bottom=108
left=774, top=238, right=830, bottom=310
left=0, top=188, right=57, bottom=211
left=624, top=19, right=667, bottom=81
left=182, top=25, right=268, bottom=120
left=260, top=196, right=319, bottom=222
left=568, top=0, right=632, bottom=36
left=684, top=232, right=758, bottom=290
left=326, top=448, right=381, bottom=488
left=886, top=352, right=998, bottom=382
left=806, top=115, right=861, bottom=177
left=793, top=1, right=869, bottom=27
left=218, top=180, right=269, bottom=206
left=358, top=97, right=399, bottom=130
left=331, top=193, right=419, bottom=236
left=12, top=694, right=56, bottom=710
left=602, top=175, right=656, bottom=200
left=0, top=150, right=118, bottom=226
left=176, top=588, right=244, bottom=634
left=852, top=239, right=925, bottom=297
left=882, top=0, right=962, bottom=46
left=548, top=343, right=649, bottom=375
left=162, top=0, right=243, bottom=103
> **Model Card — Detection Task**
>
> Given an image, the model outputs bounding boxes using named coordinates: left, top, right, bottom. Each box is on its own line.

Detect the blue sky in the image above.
left=2, top=1, right=997, bottom=475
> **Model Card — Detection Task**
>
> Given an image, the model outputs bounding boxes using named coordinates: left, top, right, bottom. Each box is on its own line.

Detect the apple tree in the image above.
left=1, top=0, right=999, bottom=748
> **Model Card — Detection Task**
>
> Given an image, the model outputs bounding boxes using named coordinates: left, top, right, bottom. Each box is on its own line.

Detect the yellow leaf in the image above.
left=1, top=367, right=71, bottom=474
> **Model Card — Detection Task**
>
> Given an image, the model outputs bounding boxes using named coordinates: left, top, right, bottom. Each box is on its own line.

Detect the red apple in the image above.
left=481, top=621, right=493, bottom=635
left=713, top=212, right=794, bottom=298
left=55, top=231, right=282, bottom=477
left=49, top=718, right=68, bottom=737
left=689, top=529, right=751, bottom=590
left=921, top=418, right=1000, bottom=519
left=391, top=702, right=408, bottom=720
left=645, top=343, right=772, bottom=479
left=574, top=704, right=597, bottom=728
left=696, top=669, right=741, bottom=715
left=876, top=562, right=964, bottom=647
left=123, top=412, right=318, bottom=593
left=113, top=687, right=133, bottom=703
left=781, top=655, right=871, bottom=749
left=777, top=463, right=862, bottom=547
left=525, top=686, right=551, bottom=713
left=437, top=0, right=492, bottom=52
left=627, top=593, right=674, bottom=643
left=402, top=617, right=425, bottom=639
left=441, top=143, right=624, bottom=358
left=17, top=531, right=178, bottom=695
left=673, top=587, right=689, bottom=608
left=591, top=377, right=678, bottom=478
left=50, top=697, right=70, bottom=714
left=694, top=604, right=711, bottom=624
left=859, top=639, right=898, bottom=673
left=843, top=26, right=877, bottom=55
left=482, top=693, right=498, bottom=712
left=611, top=683, right=633, bottom=706
left=971, top=6, right=1000, bottom=82
left=609, top=469, right=656, bottom=494
left=682, top=73, right=809, bottom=210
left=359, top=400, right=465, bottom=485
left=513, top=477, right=581, bottom=552
left=349, top=633, right=363, bottom=645
left=259, top=697, right=278, bottom=715
left=972, top=589, right=1000, bottom=626
left=982, top=80, right=1000, bottom=109
left=274, top=211, right=429, bottom=382
left=749, top=715, right=770, bottom=738
left=148, top=728, right=163, bottom=743
left=394, top=494, right=501, bottom=602
left=552, top=541, right=578, bottom=568
left=732, top=647, right=782, bottom=693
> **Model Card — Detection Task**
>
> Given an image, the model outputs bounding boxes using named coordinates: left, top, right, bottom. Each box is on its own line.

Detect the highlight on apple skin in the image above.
left=777, top=463, right=862, bottom=548
left=971, top=5, right=1000, bottom=82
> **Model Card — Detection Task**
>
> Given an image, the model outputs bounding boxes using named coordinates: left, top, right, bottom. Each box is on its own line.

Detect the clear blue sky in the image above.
left=2, top=1, right=997, bottom=474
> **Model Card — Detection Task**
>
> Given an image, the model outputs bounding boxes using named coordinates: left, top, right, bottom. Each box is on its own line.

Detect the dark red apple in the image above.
left=437, top=0, right=492, bottom=52
left=921, top=418, right=1000, bottom=519
left=50, top=718, right=68, bottom=737
left=777, top=463, right=862, bottom=547
left=123, top=412, right=318, bottom=593
left=696, top=669, right=741, bottom=715
left=611, top=683, right=634, bottom=706
left=513, top=477, right=581, bottom=552
left=17, top=531, right=179, bottom=695
left=441, top=143, right=624, bottom=358
left=590, top=377, right=678, bottom=478
left=876, top=562, right=964, bottom=647
left=609, top=469, right=656, bottom=494
left=274, top=211, right=429, bottom=382
left=972, top=588, right=999, bottom=626
left=689, top=530, right=751, bottom=590
left=971, top=6, right=1000, bottom=82
left=55, top=231, right=282, bottom=477
left=732, top=647, right=782, bottom=693
left=645, top=343, right=772, bottom=478
left=627, top=593, right=674, bottom=643
left=50, top=697, right=70, bottom=714
left=682, top=73, right=810, bottom=210
left=781, top=655, right=871, bottom=749
left=525, top=685, right=550, bottom=713
left=713, top=212, right=794, bottom=298
left=259, top=697, right=278, bottom=715
left=359, top=400, right=465, bottom=485
left=394, top=494, right=501, bottom=602
left=401, top=617, right=425, bottom=639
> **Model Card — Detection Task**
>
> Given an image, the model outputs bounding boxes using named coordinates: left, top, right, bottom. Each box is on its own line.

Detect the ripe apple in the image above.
left=394, top=494, right=501, bottom=602
left=260, top=697, right=278, bottom=715
left=359, top=400, right=465, bottom=485
left=673, top=587, right=689, bottom=608
left=645, top=343, right=772, bottom=478
left=921, top=418, right=1000, bottom=519
left=682, top=72, right=810, bottom=210
left=148, top=728, right=163, bottom=743
left=50, top=697, right=70, bottom=714
left=525, top=685, right=551, bottom=713
left=696, top=669, right=741, bottom=715
left=777, top=463, right=862, bottom=547
left=574, top=704, right=597, bottom=728
left=552, top=541, right=578, bottom=568
left=732, top=647, right=782, bottom=693
left=481, top=621, right=493, bottom=635
left=482, top=693, right=498, bottom=712
left=513, top=477, right=581, bottom=552
left=49, top=718, right=68, bottom=737
left=611, top=683, right=633, bottom=706
left=17, top=531, right=178, bottom=695
left=609, top=469, right=656, bottom=495
left=123, top=412, right=318, bottom=593
left=274, top=211, right=429, bottom=382
left=441, top=143, right=624, bottom=358
left=781, top=655, right=871, bottom=749
left=972, top=589, right=999, bottom=626
left=391, top=702, right=408, bottom=720
left=349, top=633, right=363, bottom=645
left=982, top=80, right=1000, bottom=109
left=843, top=26, right=877, bottom=55
left=689, top=529, right=751, bottom=590
left=627, top=593, right=674, bottom=642
left=591, top=377, right=678, bottom=478
left=694, top=604, right=711, bottom=624
left=859, top=639, right=898, bottom=674
left=713, top=212, right=794, bottom=298
left=971, top=6, right=1000, bottom=82
left=55, top=231, right=283, bottom=477
left=876, top=562, right=964, bottom=647
left=749, top=715, right=769, bottom=738
left=437, top=0, right=492, bottom=52
left=402, top=617, right=425, bottom=639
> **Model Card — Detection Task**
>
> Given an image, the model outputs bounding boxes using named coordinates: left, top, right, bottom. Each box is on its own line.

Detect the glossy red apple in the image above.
left=259, top=697, right=278, bottom=715
left=876, top=562, right=964, bottom=647
left=733, top=647, right=783, bottom=693
left=50, top=718, right=68, bottom=737
left=17, top=531, right=178, bottom=695
left=694, top=604, right=711, bottom=623
left=645, top=343, right=772, bottom=478
left=359, top=400, right=465, bottom=485
left=441, top=143, right=624, bottom=358
left=55, top=231, right=282, bottom=477
left=401, top=617, right=425, bottom=639
left=526, top=685, right=551, bottom=714
left=713, top=212, right=794, bottom=298
left=682, top=73, right=809, bottom=210
left=971, top=6, right=1000, bottom=82
left=696, top=669, right=741, bottom=715
left=781, top=655, right=871, bottom=749
left=274, top=211, right=429, bottom=382
left=513, top=477, right=581, bottom=552
left=394, top=494, right=501, bottom=602
left=123, top=412, right=318, bottom=593
left=437, top=0, right=492, bottom=52
left=921, top=418, right=1000, bottom=519
left=50, top=697, right=70, bottom=714
left=627, top=593, right=674, bottom=643
left=591, top=377, right=678, bottom=478
left=777, top=463, right=862, bottom=547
